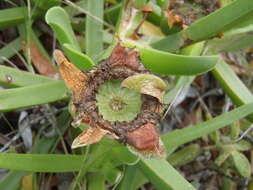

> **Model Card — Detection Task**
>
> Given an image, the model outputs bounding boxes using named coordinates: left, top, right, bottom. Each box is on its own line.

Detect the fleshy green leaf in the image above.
left=0, top=154, right=83, bottom=172
left=0, top=65, right=54, bottom=87
left=46, top=7, right=94, bottom=69
left=139, top=47, right=218, bottom=75
left=45, top=7, right=80, bottom=51
left=138, top=159, right=196, bottom=190
left=63, top=43, right=94, bottom=70
left=0, top=81, right=68, bottom=112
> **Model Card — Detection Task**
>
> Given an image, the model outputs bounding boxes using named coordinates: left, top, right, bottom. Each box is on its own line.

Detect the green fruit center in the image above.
left=96, top=80, right=142, bottom=122
left=109, top=97, right=126, bottom=111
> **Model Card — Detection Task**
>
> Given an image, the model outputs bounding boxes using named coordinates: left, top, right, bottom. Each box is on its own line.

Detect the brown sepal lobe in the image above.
left=53, top=50, right=88, bottom=101
left=109, top=43, right=140, bottom=71
left=71, top=127, right=109, bottom=149
left=125, top=123, right=165, bottom=157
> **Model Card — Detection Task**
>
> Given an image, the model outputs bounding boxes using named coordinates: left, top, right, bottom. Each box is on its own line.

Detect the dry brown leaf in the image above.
left=22, top=40, right=56, bottom=77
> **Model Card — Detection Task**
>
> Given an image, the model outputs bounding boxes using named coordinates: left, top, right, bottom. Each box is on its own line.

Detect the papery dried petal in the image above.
left=71, top=127, right=109, bottom=149
left=53, top=50, right=88, bottom=102
left=109, top=43, right=140, bottom=70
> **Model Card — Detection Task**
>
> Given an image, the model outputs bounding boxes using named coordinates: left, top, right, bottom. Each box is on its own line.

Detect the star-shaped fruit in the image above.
left=54, top=43, right=167, bottom=158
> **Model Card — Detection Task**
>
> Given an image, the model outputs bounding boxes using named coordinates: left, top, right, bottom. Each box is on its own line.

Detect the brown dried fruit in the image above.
left=54, top=43, right=166, bottom=158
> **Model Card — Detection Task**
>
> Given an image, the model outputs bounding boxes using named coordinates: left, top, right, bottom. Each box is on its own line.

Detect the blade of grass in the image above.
left=0, top=7, right=43, bottom=30
left=0, top=81, right=68, bottom=112
left=0, top=65, right=54, bottom=87
left=17, top=23, right=34, bottom=73
left=85, top=0, right=104, bottom=61
left=0, top=154, right=83, bottom=172
left=212, top=59, right=253, bottom=120
left=29, top=27, right=51, bottom=61
left=64, top=0, right=87, bottom=17
left=138, top=159, right=196, bottom=190
left=0, top=37, right=22, bottom=64
left=64, top=1, right=120, bottom=32
left=111, top=145, right=139, bottom=165
left=146, top=1, right=162, bottom=26
left=162, top=102, right=253, bottom=151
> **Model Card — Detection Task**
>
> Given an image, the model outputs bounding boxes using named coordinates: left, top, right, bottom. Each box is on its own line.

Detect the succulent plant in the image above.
left=54, top=43, right=167, bottom=158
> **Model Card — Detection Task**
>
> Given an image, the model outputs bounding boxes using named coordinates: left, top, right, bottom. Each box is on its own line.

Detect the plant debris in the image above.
left=167, top=0, right=220, bottom=27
